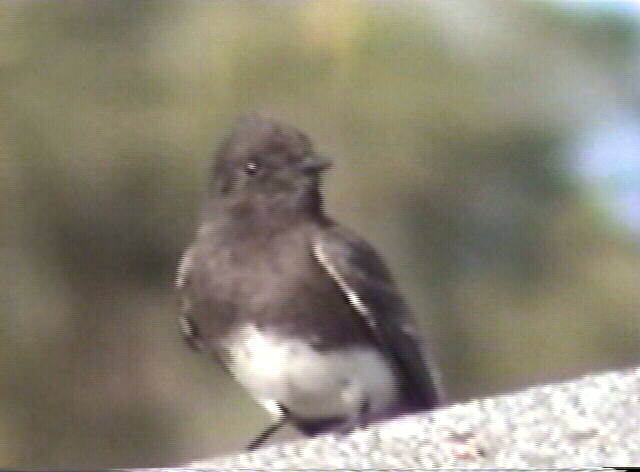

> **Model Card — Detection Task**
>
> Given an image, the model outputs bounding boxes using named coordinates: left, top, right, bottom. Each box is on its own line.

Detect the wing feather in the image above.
left=312, top=226, right=444, bottom=410
left=176, top=246, right=207, bottom=351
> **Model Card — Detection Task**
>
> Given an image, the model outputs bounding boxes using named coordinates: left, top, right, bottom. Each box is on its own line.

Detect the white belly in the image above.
left=224, top=324, right=399, bottom=420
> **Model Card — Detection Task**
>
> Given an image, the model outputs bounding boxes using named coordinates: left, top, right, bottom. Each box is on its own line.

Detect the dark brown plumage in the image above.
left=177, top=115, right=443, bottom=449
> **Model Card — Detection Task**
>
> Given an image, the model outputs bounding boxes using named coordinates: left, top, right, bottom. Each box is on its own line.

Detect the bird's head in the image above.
left=209, top=114, right=331, bottom=216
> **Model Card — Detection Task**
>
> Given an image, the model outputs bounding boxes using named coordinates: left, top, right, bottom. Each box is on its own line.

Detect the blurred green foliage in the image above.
left=2, top=0, right=640, bottom=468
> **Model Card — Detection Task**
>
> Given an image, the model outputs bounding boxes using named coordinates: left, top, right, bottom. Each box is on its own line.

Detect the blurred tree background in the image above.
left=2, top=0, right=640, bottom=468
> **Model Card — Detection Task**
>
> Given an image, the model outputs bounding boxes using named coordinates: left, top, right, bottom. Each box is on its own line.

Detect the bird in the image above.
left=176, top=114, right=443, bottom=450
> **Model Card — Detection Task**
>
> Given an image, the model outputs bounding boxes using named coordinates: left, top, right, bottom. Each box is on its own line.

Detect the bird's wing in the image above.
left=312, top=225, right=444, bottom=410
left=175, top=245, right=208, bottom=352
left=175, top=245, right=236, bottom=379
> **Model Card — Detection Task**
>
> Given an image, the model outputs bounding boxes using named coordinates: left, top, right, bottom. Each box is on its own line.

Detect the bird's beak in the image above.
left=300, top=153, right=332, bottom=174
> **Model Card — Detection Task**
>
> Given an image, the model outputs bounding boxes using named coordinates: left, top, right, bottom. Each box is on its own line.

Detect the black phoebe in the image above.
left=177, top=115, right=443, bottom=450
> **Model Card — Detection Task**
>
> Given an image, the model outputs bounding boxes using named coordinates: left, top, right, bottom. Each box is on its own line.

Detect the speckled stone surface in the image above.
left=147, top=469, right=612, bottom=472
left=178, top=366, right=640, bottom=469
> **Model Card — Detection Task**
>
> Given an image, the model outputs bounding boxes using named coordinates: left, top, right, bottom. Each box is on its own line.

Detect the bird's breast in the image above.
left=223, top=324, right=400, bottom=420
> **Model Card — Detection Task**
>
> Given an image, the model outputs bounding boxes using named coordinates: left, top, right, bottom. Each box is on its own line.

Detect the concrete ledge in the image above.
left=182, top=366, right=640, bottom=469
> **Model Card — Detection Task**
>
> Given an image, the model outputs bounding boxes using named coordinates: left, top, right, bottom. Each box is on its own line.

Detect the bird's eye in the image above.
left=245, top=161, right=260, bottom=175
